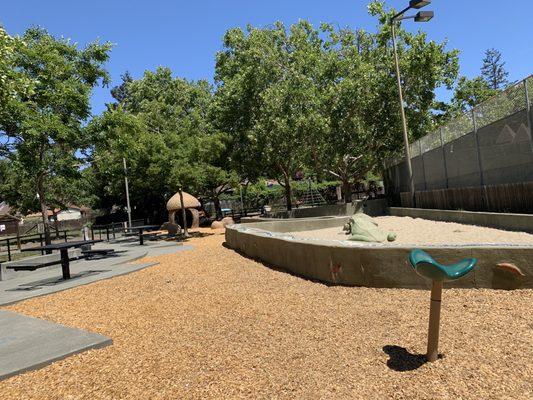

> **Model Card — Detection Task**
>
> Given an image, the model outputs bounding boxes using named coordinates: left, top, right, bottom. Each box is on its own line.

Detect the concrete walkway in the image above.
left=0, top=238, right=195, bottom=381
left=0, top=310, right=112, bottom=380
left=0, top=239, right=193, bottom=306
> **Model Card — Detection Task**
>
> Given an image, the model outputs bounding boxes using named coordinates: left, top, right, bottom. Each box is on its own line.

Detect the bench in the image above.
left=81, top=249, right=115, bottom=259
left=5, top=260, right=59, bottom=271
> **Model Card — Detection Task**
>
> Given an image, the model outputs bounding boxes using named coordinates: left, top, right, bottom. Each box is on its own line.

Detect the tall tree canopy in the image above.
left=214, top=2, right=459, bottom=205
left=89, top=67, right=231, bottom=220
left=449, top=76, right=497, bottom=114
left=481, top=48, right=509, bottom=90
left=0, top=27, right=111, bottom=243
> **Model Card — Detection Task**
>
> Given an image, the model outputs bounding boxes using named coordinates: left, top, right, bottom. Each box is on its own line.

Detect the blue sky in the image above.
left=2, top=0, right=532, bottom=116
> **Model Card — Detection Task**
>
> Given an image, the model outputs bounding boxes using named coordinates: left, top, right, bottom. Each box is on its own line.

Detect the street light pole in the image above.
left=391, top=22, right=416, bottom=207
left=123, top=157, right=132, bottom=228
left=390, top=1, right=434, bottom=208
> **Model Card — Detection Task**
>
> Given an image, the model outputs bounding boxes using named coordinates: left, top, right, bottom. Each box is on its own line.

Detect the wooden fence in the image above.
left=400, top=181, right=533, bottom=213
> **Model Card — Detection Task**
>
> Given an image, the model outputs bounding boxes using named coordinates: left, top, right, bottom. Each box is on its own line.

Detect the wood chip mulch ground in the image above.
left=1, top=229, right=532, bottom=399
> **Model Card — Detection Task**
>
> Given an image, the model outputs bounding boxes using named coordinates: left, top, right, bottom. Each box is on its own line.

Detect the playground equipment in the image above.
left=343, top=210, right=396, bottom=243
left=409, top=249, right=477, bottom=362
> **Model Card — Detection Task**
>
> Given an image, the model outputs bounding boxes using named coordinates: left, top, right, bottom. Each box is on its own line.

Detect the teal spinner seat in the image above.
left=409, top=249, right=477, bottom=282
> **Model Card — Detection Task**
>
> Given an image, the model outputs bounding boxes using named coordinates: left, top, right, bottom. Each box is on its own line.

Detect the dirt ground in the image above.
left=1, top=229, right=532, bottom=399
left=288, top=216, right=533, bottom=246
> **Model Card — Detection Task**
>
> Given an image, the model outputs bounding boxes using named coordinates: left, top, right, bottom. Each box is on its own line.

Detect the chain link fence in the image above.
left=384, top=75, right=533, bottom=212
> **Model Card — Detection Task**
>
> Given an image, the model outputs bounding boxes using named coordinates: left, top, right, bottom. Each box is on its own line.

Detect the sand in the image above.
left=0, top=229, right=532, bottom=399
left=287, top=216, right=533, bottom=246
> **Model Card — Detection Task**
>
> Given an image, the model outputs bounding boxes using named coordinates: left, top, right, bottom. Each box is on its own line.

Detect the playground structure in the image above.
left=166, top=191, right=201, bottom=229
left=409, top=249, right=477, bottom=362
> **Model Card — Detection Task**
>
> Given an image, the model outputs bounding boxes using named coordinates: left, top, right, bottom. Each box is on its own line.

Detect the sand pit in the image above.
left=287, top=216, right=533, bottom=246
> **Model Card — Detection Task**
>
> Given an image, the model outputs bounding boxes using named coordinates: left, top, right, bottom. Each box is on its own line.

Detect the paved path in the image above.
left=0, top=238, right=194, bottom=381
left=0, top=310, right=112, bottom=380
left=0, top=240, right=193, bottom=306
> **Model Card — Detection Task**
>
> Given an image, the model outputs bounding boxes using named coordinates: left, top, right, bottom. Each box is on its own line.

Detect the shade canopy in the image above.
left=166, top=191, right=201, bottom=211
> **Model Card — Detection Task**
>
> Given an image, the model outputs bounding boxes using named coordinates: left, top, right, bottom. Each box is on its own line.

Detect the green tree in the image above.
left=215, top=4, right=459, bottom=206
left=215, top=21, right=329, bottom=210
left=449, top=76, right=497, bottom=114
left=90, top=67, right=231, bottom=221
left=0, top=28, right=111, bottom=244
left=481, top=48, right=509, bottom=90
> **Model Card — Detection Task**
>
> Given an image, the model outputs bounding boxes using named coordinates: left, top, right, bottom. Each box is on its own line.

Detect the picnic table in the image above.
left=21, top=240, right=103, bottom=280
left=125, top=225, right=160, bottom=245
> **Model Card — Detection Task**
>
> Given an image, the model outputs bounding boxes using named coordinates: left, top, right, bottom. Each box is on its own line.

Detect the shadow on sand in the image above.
left=382, top=345, right=440, bottom=371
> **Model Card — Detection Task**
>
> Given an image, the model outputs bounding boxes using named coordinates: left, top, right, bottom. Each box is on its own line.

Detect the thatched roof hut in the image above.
left=166, top=191, right=201, bottom=228
left=166, top=191, right=201, bottom=211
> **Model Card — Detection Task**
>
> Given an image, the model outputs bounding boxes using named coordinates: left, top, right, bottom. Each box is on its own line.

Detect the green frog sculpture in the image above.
left=342, top=210, right=397, bottom=243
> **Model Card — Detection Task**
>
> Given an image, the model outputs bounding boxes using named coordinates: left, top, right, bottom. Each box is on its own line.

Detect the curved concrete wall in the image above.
left=225, top=219, right=533, bottom=290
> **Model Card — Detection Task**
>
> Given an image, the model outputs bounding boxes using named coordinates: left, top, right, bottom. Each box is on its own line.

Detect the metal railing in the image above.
left=0, top=230, right=69, bottom=263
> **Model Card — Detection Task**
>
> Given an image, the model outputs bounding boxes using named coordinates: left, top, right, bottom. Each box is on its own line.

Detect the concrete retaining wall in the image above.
left=225, top=221, right=533, bottom=290
left=267, top=199, right=388, bottom=219
left=389, top=207, right=533, bottom=233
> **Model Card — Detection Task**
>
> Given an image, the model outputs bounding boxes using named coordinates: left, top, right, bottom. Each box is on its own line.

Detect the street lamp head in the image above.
left=414, top=10, right=434, bottom=22
left=409, top=0, right=431, bottom=9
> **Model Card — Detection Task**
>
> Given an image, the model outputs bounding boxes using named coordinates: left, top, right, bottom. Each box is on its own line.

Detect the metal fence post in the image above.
left=64, top=230, right=68, bottom=243
left=439, top=127, right=449, bottom=189
left=524, top=79, right=533, bottom=154
left=7, top=239, right=11, bottom=262
left=419, top=140, right=428, bottom=191
left=472, top=109, right=487, bottom=210
left=472, top=109, right=484, bottom=186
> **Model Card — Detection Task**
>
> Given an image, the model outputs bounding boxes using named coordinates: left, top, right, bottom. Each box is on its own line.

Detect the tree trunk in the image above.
left=37, top=183, right=52, bottom=250
left=284, top=174, right=292, bottom=211
left=52, top=209, right=60, bottom=239
left=178, top=188, right=190, bottom=238
left=242, top=182, right=249, bottom=216
left=213, top=195, right=222, bottom=220
left=342, top=178, right=352, bottom=204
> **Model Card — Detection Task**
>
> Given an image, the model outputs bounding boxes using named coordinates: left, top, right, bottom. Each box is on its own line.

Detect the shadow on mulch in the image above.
left=383, top=345, right=442, bottom=371
left=185, top=231, right=217, bottom=239
left=221, top=242, right=338, bottom=287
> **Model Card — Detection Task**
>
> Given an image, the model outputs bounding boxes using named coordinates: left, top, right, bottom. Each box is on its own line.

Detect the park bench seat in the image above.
left=81, top=248, right=115, bottom=258
left=5, top=259, right=61, bottom=271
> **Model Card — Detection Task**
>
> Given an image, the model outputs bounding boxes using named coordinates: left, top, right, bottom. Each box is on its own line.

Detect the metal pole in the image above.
left=123, top=157, right=132, bottom=228
left=472, top=109, right=487, bottom=210
left=7, top=239, right=11, bottom=262
left=419, top=140, right=427, bottom=191
left=391, top=22, right=416, bottom=208
left=439, top=127, right=449, bottom=189
left=524, top=79, right=533, bottom=154
left=472, top=109, right=484, bottom=186
left=427, top=280, right=443, bottom=362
